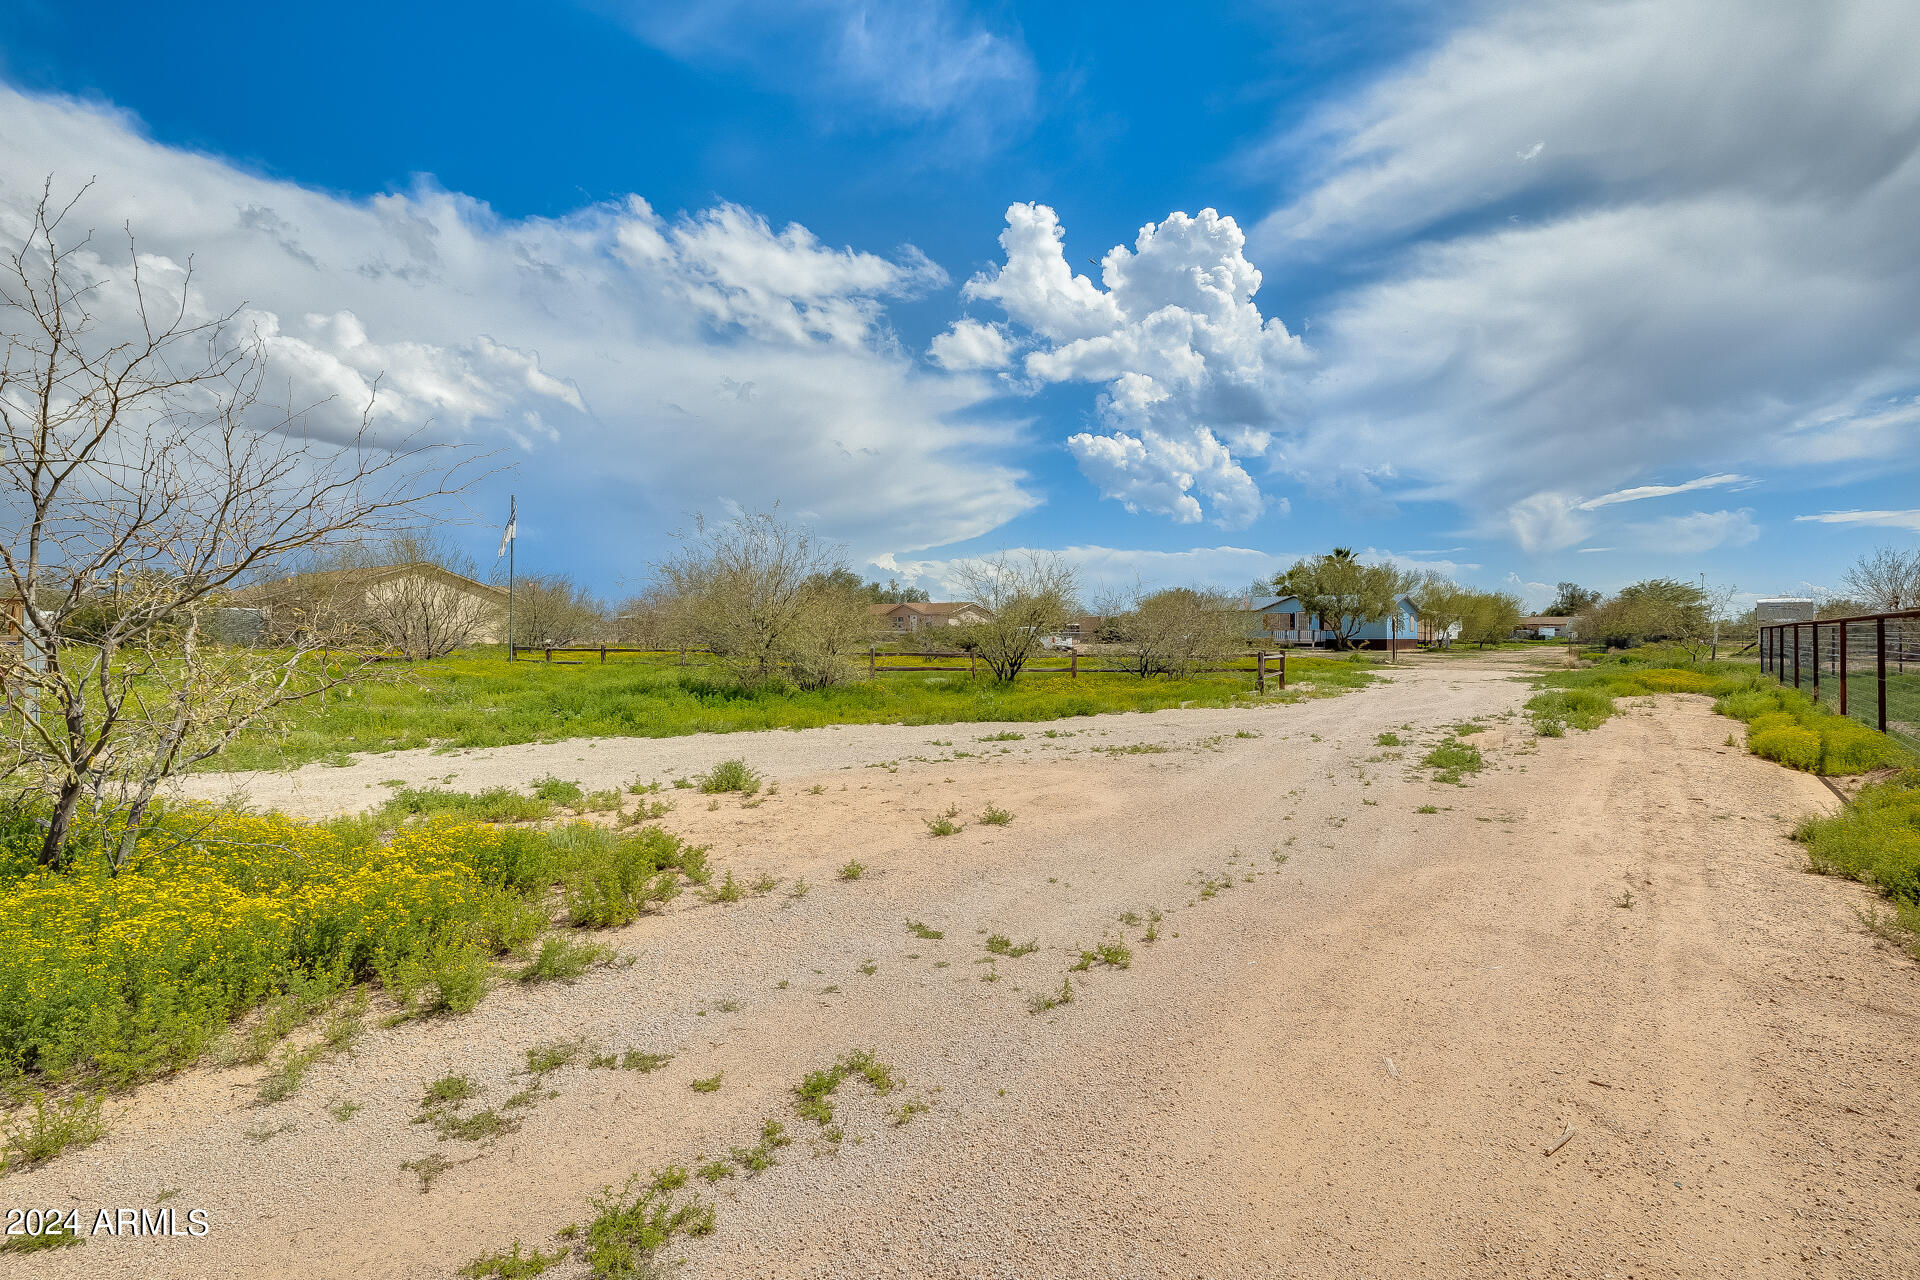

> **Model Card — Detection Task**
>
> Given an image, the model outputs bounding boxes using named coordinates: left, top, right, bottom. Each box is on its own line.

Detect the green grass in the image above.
left=459, top=1241, right=569, bottom=1278
left=530, top=776, right=584, bottom=806
left=211, top=649, right=1379, bottom=770
left=372, top=786, right=556, bottom=826
left=977, top=803, right=1014, bottom=825
left=564, top=1165, right=714, bottom=1278
left=517, top=936, right=615, bottom=984
left=1797, top=770, right=1920, bottom=954
left=0, top=1091, right=106, bottom=1172
left=791, top=1049, right=896, bottom=1129
left=696, top=759, right=762, bottom=795
left=1422, top=738, right=1484, bottom=784
left=1523, top=657, right=1913, bottom=778
left=0, top=1227, right=84, bottom=1254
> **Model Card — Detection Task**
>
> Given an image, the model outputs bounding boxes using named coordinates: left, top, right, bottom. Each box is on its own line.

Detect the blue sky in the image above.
left=3, top=0, right=1917, bottom=610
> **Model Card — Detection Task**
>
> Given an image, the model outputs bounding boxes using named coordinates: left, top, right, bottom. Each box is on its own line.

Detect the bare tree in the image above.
left=509, top=574, right=604, bottom=649
left=0, top=182, right=471, bottom=867
left=1113, top=585, right=1242, bottom=676
left=950, top=551, right=1076, bottom=681
left=1840, top=545, right=1920, bottom=613
left=786, top=577, right=881, bottom=689
left=653, top=508, right=846, bottom=685
left=263, top=533, right=499, bottom=660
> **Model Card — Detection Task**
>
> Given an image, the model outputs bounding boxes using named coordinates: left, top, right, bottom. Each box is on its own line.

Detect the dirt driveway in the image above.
left=16, top=653, right=1918, bottom=1279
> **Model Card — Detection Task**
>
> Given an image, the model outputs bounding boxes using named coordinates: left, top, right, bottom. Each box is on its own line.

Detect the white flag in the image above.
left=497, top=499, right=517, bottom=558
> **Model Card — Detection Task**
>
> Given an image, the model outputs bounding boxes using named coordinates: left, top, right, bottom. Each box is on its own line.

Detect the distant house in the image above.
left=1235, top=595, right=1423, bottom=651
left=1039, top=615, right=1122, bottom=650
left=869, top=601, right=992, bottom=634
left=233, top=562, right=510, bottom=645
left=1513, top=615, right=1573, bottom=640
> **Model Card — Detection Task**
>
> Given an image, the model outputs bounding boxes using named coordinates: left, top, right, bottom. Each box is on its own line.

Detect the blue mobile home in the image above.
left=1238, top=594, right=1422, bottom=651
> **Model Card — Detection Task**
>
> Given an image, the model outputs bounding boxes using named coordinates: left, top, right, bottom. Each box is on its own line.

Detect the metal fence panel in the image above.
left=1758, top=610, right=1920, bottom=755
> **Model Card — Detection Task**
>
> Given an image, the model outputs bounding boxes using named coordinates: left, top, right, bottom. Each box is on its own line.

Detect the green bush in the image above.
left=696, top=759, right=762, bottom=796
left=1798, top=772, right=1920, bottom=906
left=555, top=826, right=695, bottom=927
left=530, top=775, right=585, bottom=807
left=1817, top=719, right=1905, bottom=775
left=1748, top=710, right=1808, bottom=737
left=1714, top=687, right=1786, bottom=722
left=1748, top=725, right=1822, bottom=772
left=375, top=786, right=553, bottom=826
left=0, top=808, right=709, bottom=1089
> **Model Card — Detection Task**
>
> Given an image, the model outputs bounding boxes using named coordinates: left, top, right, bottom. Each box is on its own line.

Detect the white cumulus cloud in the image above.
left=0, top=84, right=1035, bottom=561
left=927, top=318, right=1015, bottom=371
left=961, top=202, right=1307, bottom=529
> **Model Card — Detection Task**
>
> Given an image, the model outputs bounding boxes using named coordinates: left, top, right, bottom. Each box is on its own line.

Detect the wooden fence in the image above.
left=867, top=647, right=1288, bottom=691
left=513, top=643, right=1288, bottom=691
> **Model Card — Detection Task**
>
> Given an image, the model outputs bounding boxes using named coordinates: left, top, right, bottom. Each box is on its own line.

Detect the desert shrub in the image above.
left=1798, top=772, right=1920, bottom=905
left=530, top=776, right=585, bottom=807
left=695, top=759, right=761, bottom=795
left=554, top=826, right=694, bottom=927
left=0, top=808, right=706, bottom=1088
left=1714, top=687, right=1784, bottom=721
left=1748, top=725, right=1823, bottom=772
left=1748, top=710, right=1809, bottom=737
left=375, top=786, right=553, bottom=826
left=1631, top=669, right=1722, bottom=694
left=1819, top=720, right=1905, bottom=775
left=1526, top=687, right=1615, bottom=734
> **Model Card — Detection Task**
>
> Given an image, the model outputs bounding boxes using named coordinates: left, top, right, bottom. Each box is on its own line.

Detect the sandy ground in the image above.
left=10, top=652, right=1919, bottom=1279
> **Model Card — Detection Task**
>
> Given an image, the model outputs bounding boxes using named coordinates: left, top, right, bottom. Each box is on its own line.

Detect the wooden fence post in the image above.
left=1070, top=651, right=1078, bottom=678
left=600, top=645, right=607, bottom=664
left=868, top=646, right=875, bottom=677
left=1278, top=651, right=1287, bottom=690
left=969, top=650, right=976, bottom=678
left=543, top=647, right=551, bottom=663
left=1256, top=651, right=1266, bottom=694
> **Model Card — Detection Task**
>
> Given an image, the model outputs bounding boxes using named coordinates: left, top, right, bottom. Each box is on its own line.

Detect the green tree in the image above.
left=1273, top=553, right=1410, bottom=649
left=1113, top=586, right=1243, bottom=676
left=1546, top=582, right=1600, bottom=616
left=1457, top=591, right=1525, bottom=647
left=1585, top=578, right=1709, bottom=649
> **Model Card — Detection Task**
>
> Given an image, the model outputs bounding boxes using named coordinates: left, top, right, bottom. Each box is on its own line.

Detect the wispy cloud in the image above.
left=1256, top=0, right=1920, bottom=547
left=1794, top=509, right=1920, bottom=531
left=1577, top=473, right=1751, bottom=510
left=609, top=0, right=1037, bottom=140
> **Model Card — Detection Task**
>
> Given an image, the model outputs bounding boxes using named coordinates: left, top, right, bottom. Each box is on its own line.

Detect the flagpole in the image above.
left=507, top=495, right=516, bottom=663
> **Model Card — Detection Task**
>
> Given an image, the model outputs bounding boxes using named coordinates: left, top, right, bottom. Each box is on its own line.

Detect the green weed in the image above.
left=696, top=759, right=762, bottom=796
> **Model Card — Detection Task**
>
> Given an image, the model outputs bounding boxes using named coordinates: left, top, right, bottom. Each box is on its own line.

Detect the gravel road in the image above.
left=12, top=653, right=1917, bottom=1279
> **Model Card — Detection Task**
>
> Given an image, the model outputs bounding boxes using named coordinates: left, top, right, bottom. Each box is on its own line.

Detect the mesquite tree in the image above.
left=0, top=182, right=471, bottom=868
